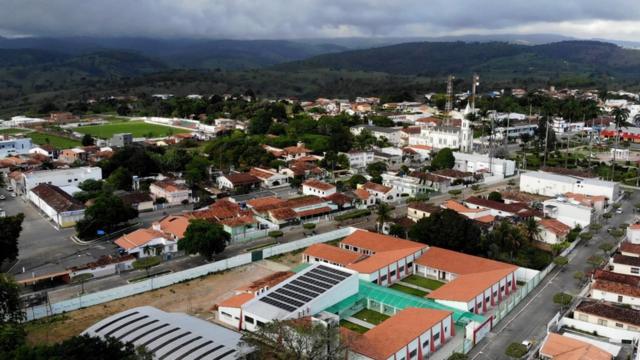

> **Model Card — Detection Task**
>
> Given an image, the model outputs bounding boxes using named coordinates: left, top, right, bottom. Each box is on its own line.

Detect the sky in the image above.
left=2, top=0, right=640, bottom=41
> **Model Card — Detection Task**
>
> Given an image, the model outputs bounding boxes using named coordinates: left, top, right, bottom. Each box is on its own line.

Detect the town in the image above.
left=0, top=78, right=639, bottom=360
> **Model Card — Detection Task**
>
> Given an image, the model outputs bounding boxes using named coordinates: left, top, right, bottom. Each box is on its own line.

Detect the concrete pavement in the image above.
left=469, top=191, right=638, bottom=360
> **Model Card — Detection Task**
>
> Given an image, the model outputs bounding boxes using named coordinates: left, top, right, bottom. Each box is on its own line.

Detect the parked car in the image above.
left=616, top=209, right=623, bottom=214
left=6, top=186, right=13, bottom=191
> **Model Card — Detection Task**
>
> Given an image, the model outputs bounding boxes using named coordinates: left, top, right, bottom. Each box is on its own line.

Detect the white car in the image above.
left=0, top=195, right=5, bottom=200
left=10, top=193, right=16, bottom=198
left=616, top=209, right=623, bottom=214
left=6, top=186, right=13, bottom=191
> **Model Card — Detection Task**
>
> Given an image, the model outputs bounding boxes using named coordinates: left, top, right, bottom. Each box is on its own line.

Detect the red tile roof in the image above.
left=323, top=192, right=353, bottom=206
left=218, top=293, right=254, bottom=308
left=223, top=173, right=261, bottom=186
left=249, top=167, right=277, bottom=180
left=362, top=181, right=392, bottom=194
left=593, top=279, right=640, bottom=298
left=114, top=228, right=167, bottom=250
left=246, top=196, right=285, bottom=212
left=464, top=196, right=530, bottom=214
left=576, top=300, right=640, bottom=327
left=348, top=308, right=452, bottom=360
left=152, top=179, right=189, bottom=192
left=540, top=333, right=611, bottom=360
left=30, top=184, right=84, bottom=213
left=540, top=218, right=571, bottom=236
left=304, top=243, right=363, bottom=265
left=620, top=241, right=640, bottom=256
left=158, top=215, right=190, bottom=239
left=269, top=207, right=298, bottom=221
left=303, top=179, right=335, bottom=191
left=353, top=188, right=371, bottom=200
left=296, top=206, right=332, bottom=218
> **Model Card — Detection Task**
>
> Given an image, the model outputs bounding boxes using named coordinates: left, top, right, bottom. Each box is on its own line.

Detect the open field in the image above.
left=24, top=261, right=286, bottom=345
left=389, top=283, right=428, bottom=297
left=352, top=308, right=389, bottom=325
left=403, top=275, right=444, bottom=290
left=75, top=121, right=190, bottom=139
left=0, top=128, right=31, bottom=135
left=29, top=132, right=81, bottom=149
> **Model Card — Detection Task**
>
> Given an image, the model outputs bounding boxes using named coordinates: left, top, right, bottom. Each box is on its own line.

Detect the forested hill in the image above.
left=276, top=40, right=640, bottom=79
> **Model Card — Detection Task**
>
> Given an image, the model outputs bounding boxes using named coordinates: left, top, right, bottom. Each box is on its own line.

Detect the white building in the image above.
left=494, top=123, right=538, bottom=141
left=301, top=179, right=336, bottom=197
left=453, top=152, right=516, bottom=177
left=149, top=179, right=192, bottom=205
left=520, top=171, right=619, bottom=200
left=114, top=228, right=177, bottom=258
left=552, top=118, right=584, bottom=133
left=543, top=198, right=593, bottom=228
left=381, top=172, right=431, bottom=197
left=610, top=148, right=630, bottom=161
left=350, top=125, right=403, bottom=146
left=248, top=167, right=289, bottom=188
left=359, top=182, right=400, bottom=203
left=539, top=218, right=571, bottom=245
left=341, top=150, right=374, bottom=169
left=28, top=184, right=85, bottom=228
left=21, top=166, right=102, bottom=195
left=0, top=138, right=32, bottom=158
left=5, top=116, right=46, bottom=127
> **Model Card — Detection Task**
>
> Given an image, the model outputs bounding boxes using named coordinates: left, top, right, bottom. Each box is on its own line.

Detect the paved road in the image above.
left=469, top=192, right=637, bottom=360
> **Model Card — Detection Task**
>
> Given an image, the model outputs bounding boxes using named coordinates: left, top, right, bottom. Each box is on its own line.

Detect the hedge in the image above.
left=335, top=209, right=371, bottom=221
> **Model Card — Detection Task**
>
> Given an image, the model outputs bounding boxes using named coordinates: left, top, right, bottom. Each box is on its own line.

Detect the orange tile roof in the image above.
left=303, top=179, right=335, bottom=191
left=540, top=333, right=611, bottom=360
left=362, top=181, right=392, bottom=194
left=540, top=218, right=571, bottom=236
left=158, top=215, right=190, bottom=239
left=249, top=167, right=276, bottom=180
left=620, top=241, right=640, bottom=255
left=114, top=228, right=167, bottom=250
left=219, top=215, right=256, bottom=227
left=348, top=308, right=452, bottom=360
left=218, top=293, right=254, bottom=308
left=283, top=195, right=326, bottom=208
left=152, top=179, right=189, bottom=192
left=629, top=223, right=640, bottom=230
left=475, top=215, right=496, bottom=223
left=353, top=188, right=371, bottom=200
left=418, top=247, right=517, bottom=302
left=342, top=230, right=426, bottom=253
left=296, top=206, right=332, bottom=218
left=564, top=192, right=607, bottom=206
left=304, top=243, right=363, bottom=265
left=284, top=145, right=311, bottom=154
left=593, top=279, right=640, bottom=298
left=442, top=200, right=485, bottom=214
left=246, top=196, right=286, bottom=212
left=269, top=207, right=298, bottom=221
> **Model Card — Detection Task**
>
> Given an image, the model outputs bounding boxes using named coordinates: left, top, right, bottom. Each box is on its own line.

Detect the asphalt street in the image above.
left=469, top=191, right=638, bottom=360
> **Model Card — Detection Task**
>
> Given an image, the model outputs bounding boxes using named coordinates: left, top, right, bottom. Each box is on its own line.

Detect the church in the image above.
left=408, top=104, right=474, bottom=152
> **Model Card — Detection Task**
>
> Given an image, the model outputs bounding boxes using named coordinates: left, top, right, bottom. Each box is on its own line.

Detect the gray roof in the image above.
left=83, top=306, right=247, bottom=359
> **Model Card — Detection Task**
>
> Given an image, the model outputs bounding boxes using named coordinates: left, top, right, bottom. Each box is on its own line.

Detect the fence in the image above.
left=25, top=227, right=358, bottom=321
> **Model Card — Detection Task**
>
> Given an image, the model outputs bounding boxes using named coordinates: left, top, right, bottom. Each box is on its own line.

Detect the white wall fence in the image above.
left=25, top=227, right=358, bottom=321
left=559, top=317, right=640, bottom=343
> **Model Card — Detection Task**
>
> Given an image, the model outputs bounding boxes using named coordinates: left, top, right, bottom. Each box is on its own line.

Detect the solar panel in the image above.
left=313, top=268, right=347, bottom=282
left=297, top=275, right=333, bottom=290
left=291, top=279, right=326, bottom=294
left=283, top=283, right=320, bottom=298
left=268, top=292, right=304, bottom=308
left=276, top=288, right=313, bottom=303
left=317, top=265, right=351, bottom=278
left=305, top=271, right=339, bottom=285
left=259, top=296, right=297, bottom=312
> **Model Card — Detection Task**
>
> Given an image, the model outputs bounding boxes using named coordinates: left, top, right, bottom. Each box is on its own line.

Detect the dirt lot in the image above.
left=25, top=260, right=289, bottom=345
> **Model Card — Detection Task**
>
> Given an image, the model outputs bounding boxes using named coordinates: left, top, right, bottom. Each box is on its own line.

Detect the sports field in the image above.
left=75, top=121, right=190, bottom=139
left=0, top=128, right=31, bottom=135
left=29, top=132, right=81, bottom=149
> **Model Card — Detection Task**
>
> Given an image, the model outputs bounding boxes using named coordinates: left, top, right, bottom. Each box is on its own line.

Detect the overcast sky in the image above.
left=2, top=0, right=640, bottom=41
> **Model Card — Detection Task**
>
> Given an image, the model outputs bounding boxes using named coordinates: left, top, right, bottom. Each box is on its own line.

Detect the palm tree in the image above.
left=522, top=218, right=541, bottom=244
left=610, top=107, right=630, bottom=180
left=376, top=203, right=392, bottom=233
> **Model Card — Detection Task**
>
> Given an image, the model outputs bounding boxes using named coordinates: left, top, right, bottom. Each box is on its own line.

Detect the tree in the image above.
left=248, top=110, right=273, bottom=135
left=268, top=231, right=284, bottom=242
left=609, top=229, right=624, bottom=242
left=553, top=256, right=569, bottom=270
left=409, top=209, right=483, bottom=255
left=106, top=166, right=133, bottom=191
left=7, top=334, right=149, bottom=360
left=431, top=148, right=455, bottom=170
left=505, top=342, right=528, bottom=358
left=574, top=271, right=585, bottom=286
left=448, top=353, right=468, bottom=360
left=240, top=319, right=347, bottom=360
left=580, top=232, right=593, bottom=246
left=348, top=174, right=367, bottom=189
left=179, top=220, right=229, bottom=261
left=376, top=203, right=392, bottom=233
left=389, top=224, right=407, bottom=238
left=81, top=134, right=95, bottom=146
left=521, top=217, right=541, bottom=244
left=485, top=220, right=527, bottom=261
left=366, top=162, right=387, bottom=183
left=75, top=194, right=138, bottom=239
left=184, top=155, right=210, bottom=186
left=587, top=255, right=604, bottom=269
left=589, top=223, right=602, bottom=233
left=0, top=274, right=24, bottom=326
left=599, top=242, right=614, bottom=255
left=553, top=292, right=573, bottom=311
left=132, top=256, right=161, bottom=278
left=488, top=191, right=503, bottom=202
left=0, top=214, right=25, bottom=265
left=303, top=223, right=316, bottom=231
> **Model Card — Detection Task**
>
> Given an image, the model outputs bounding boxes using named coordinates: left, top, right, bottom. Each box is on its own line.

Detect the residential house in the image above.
left=302, top=179, right=336, bottom=197
left=190, top=199, right=261, bottom=243
left=590, top=270, right=640, bottom=308
left=341, top=150, right=374, bottom=170
left=0, top=138, right=32, bottom=158
left=409, top=171, right=450, bottom=192
left=58, top=148, right=87, bottom=163
left=539, top=218, right=571, bottom=244
left=149, top=179, right=192, bottom=205
left=400, top=126, right=421, bottom=146
left=432, top=169, right=474, bottom=184
left=381, top=172, right=431, bottom=197
left=543, top=198, right=593, bottom=228
left=28, top=184, right=85, bottom=228
left=574, top=300, right=640, bottom=331
left=302, top=230, right=428, bottom=286
left=351, top=188, right=375, bottom=208
left=350, top=125, right=403, bottom=146
left=110, top=133, right=133, bottom=147
left=415, top=247, right=518, bottom=314
left=453, top=152, right=516, bottom=178
left=539, top=333, right=614, bottom=360
left=407, top=202, right=441, bottom=222
left=440, top=200, right=494, bottom=223
left=403, top=145, right=432, bottom=162
left=114, top=228, right=177, bottom=258
left=216, top=173, right=261, bottom=192
left=263, top=142, right=312, bottom=162
left=373, top=150, right=403, bottom=171
left=117, top=191, right=154, bottom=212
left=359, top=182, right=400, bottom=203
left=463, top=196, right=534, bottom=219
left=248, top=167, right=289, bottom=188
left=627, top=223, right=640, bottom=243
left=609, top=254, right=640, bottom=277
left=28, top=144, right=58, bottom=159
left=564, top=192, right=607, bottom=215
left=346, top=308, right=455, bottom=360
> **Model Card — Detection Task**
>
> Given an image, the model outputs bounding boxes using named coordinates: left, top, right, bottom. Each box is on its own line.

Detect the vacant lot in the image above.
left=0, top=128, right=31, bottom=135
left=25, top=261, right=286, bottom=345
left=75, top=121, right=190, bottom=139
left=29, top=132, right=81, bottom=149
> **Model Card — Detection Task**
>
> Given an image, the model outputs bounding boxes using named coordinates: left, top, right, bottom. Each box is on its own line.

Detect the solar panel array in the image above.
left=258, top=265, right=352, bottom=312
left=90, top=310, right=236, bottom=360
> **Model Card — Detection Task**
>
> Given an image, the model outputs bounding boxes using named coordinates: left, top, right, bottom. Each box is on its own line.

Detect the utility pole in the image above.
left=543, top=117, right=550, bottom=167
left=445, top=75, right=454, bottom=126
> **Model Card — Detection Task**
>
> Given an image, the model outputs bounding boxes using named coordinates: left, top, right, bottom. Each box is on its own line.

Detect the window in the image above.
left=433, top=332, right=440, bottom=341
left=616, top=323, right=624, bottom=328
left=618, top=295, right=624, bottom=302
left=422, top=339, right=429, bottom=348
left=500, top=286, right=505, bottom=292
left=632, top=268, right=640, bottom=274
left=221, top=311, right=232, bottom=318
left=257, top=320, right=265, bottom=327
left=390, top=270, right=396, bottom=277
left=399, top=266, right=405, bottom=273
left=578, top=314, right=588, bottom=321
left=409, top=349, right=417, bottom=359
left=244, top=315, right=255, bottom=324
left=380, top=274, right=388, bottom=282
left=597, top=319, right=607, bottom=326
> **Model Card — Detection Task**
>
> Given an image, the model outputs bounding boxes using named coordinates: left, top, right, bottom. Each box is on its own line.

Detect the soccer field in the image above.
left=75, top=121, right=191, bottom=139
left=29, top=132, right=81, bottom=149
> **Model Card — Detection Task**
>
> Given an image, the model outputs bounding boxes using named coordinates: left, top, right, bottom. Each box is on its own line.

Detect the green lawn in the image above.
left=0, top=128, right=31, bottom=135
left=339, top=320, right=369, bottom=334
left=352, top=309, right=389, bottom=325
left=403, top=275, right=445, bottom=290
left=389, top=283, right=428, bottom=297
left=75, top=121, right=190, bottom=139
left=29, top=132, right=81, bottom=149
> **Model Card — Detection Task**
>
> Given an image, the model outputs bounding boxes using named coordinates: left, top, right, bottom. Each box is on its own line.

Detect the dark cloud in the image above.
left=1, top=0, right=640, bottom=40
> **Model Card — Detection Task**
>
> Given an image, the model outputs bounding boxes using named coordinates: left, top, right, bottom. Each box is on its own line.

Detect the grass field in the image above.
left=403, top=275, right=445, bottom=290
left=389, top=283, right=428, bottom=297
left=29, top=132, right=81, bottom=149
left=75, top=121, right=190, bottom=139
left=352, top=309, right=389, bottom=325
left=340, top=320, right=369, bottom=334
left=0, top=128, right=31, bottom=135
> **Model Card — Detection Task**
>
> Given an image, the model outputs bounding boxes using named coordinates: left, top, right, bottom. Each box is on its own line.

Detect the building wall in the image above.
left=543, top=200, right=593, bottom=228
left=302, top=185, right=336, bottom=197
left=0, top=138, right=32, bottom=158
left=407, top=208, right=431, bottom=222
left=573, top=310, right=640, bottom=332
left=628, top=229, right=640, bottom=244
left=24, top=167, right=102, bottom=192
left=520, top=174, right=575, bottom=197
left=149, top=184, right=191, bottom=205
left=540, top=228, right=563, bottom=245
left=609, top=261, right=640, bottom=277
left=590, top=288, right=640, bottom=308
left=27, top=189, right=84, bottom=228
left=218, top=306, right=242, bottom=330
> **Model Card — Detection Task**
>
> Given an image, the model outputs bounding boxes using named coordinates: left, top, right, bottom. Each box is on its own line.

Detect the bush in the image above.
left=335, top=209, right=371, bottom=221
left=448, top=189, right=462, bottom=196
left=268, top=231, right=284, bottom=239
left=505, top=342, right=528, bottom=358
